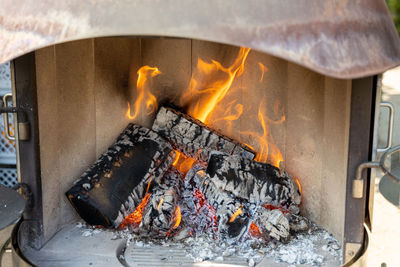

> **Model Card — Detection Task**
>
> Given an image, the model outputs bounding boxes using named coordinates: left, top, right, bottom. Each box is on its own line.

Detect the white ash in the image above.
left=75, top=221, right=341, bottom=266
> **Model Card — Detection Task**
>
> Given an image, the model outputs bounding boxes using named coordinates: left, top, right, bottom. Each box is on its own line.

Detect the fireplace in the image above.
left=1, top=1, right=400, bottom=266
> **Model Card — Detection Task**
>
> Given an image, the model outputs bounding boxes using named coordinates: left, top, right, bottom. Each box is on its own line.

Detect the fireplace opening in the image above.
left=13, top=36, right=363, bottom=266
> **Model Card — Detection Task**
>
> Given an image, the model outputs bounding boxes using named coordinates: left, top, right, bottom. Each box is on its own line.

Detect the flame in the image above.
left=240, top=101, right=284, bottom=168
left=126, top=66, right=161, bottom=120
left=119, top=192, right=151, bottom=229
left=157, top=196, right=165, bottom=211
left=171, top=206, right=181, bottom=229
left=229, top=204, right=243, bottom=223
left=180, top=47, right=250, bottom=123
left=294, top=177, right=302, bottom=194
left=249, top=222, right=262, bottom=238
left=258, top=62, right=268, bottom=82
left=172, top=150, right=198, bottom=174
left=172, top=151, right=181, bottom=166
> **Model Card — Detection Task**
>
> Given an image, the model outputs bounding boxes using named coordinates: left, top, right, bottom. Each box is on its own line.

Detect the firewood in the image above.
left=254, top=208, right=290, bottom=241
left=206, top=153, right=301, bottom=210
left=184, top=165, right=254, bottom=242
left=141, top=167, right=183, bottom=235
left=65, top=124, right=175, bottom=228
left=152, top=106, right=255, bottom=163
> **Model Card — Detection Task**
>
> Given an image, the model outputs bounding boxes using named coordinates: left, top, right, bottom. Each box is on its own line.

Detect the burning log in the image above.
left=140, top=167, right=183, bottom=235
left=152, top=106, right=255, bottom=163
left=184, top=165, right=253, bottom=242
left=206, top=153, right=301, bottom=209
left=66, top=124, right=175, bottom=228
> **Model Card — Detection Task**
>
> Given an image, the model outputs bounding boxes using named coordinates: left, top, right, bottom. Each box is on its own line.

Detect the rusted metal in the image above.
left=0, top=0, right=399, bottom=79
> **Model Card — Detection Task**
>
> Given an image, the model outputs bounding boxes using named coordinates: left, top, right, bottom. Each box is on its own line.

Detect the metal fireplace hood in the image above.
left=1, top=0, right=400, bottom=79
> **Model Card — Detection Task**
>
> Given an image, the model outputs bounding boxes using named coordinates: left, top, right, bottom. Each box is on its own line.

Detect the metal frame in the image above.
left=343, top=76, right=377, bottom=264
left=11, top=53, right=43, bottom=249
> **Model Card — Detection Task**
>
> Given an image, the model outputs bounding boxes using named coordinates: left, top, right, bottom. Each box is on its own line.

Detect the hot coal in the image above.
left=152, top=106, right=255, bottom=163
left=184, top=165, right=254, bottom=242
left=66, top=124, right=175, bottom=228
left=206, top=153, right=301, bottom=209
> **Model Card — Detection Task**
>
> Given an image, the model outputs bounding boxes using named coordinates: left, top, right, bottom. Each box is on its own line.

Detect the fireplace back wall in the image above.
left=34, top=37, right=351, bottom=247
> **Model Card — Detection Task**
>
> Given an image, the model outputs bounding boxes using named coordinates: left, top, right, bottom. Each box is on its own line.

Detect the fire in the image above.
left=249, top=222, right=262, bottom=238
left=157, top=196, right=164, bottom=211
left=126, top=66, right=161, bottom=120
left=172, top=150, right=197, bottom=174
left=240, top=102, right=284, bottom=168
left=229, top=204, right=243, bottom=223
left=180, top=47, right=250, bottom=123
left=294, top=177, right=302, bottom=194
left=119, top=193, right=151, bottom=229
left=258, top=62, right=268, bottom=82
left=171, top=206, right=181, bottom=229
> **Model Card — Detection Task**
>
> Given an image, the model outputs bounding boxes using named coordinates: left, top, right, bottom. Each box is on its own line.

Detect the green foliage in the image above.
left=387, top=0, right=400, bottom=35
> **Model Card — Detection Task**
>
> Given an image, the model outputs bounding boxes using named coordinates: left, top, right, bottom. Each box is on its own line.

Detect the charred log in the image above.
left=184, top=165, right=253, bottom=242
left=206, top=153, right=301, bottom=209
left=141, top=167, right=183, bottom=235
left=152, top=106, right=255, bottom=163
left=66, top=124, right=175, bottom=228
left=254, top=208, right=290, bottom=241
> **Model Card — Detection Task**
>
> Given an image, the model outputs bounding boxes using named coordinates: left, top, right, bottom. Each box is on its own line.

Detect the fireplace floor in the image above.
left=20, top=221, right=342, bottom=266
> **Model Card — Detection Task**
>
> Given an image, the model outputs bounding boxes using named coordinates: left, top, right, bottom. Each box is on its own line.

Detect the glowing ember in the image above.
left=229, top=204, right=244, bottom=223
left=194, top=188, right=218, bottom=227
left=172, top=150, right=197, bottom=174
left=126, top=66, right=161, bottom=120
left=264, top=204, right=289, bottom=214
left=249, top=222, right=262, bottom=238
left=119, top=193, right=151, bottom=229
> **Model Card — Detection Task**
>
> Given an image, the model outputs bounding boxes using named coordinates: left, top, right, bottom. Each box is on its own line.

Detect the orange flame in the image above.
left=119, top=192, right=151, bottom=229
left=294, top=177, right=302, bottom=194
left=157, top=196, right=165, bottom=211
left=171, top=206, right=181, bottom=229
left=172, top=150, right=197, bottom=174
left=180, top=47, right=250, bottom=123
left=229, top=204, right=243, bottom=223
left=249, top=222, right=262, bottom=238
left=240, top=101, right=284, bottom=168
left=126, top=66, right=161, bottom=120
left=258, top=62, right=268, bottom=82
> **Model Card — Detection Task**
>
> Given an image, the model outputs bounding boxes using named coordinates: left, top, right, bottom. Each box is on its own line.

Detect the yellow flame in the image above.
left=126, top=66, right=161, bottom=120
left=157, top=196, right=165, bottom=211
left=180, top=48, right=250, bottom=123
left=229, top=204, right=243, bottom=223
left=294, top=177, right=302, bottom=194
left=240, top=101, right=284, bottom=168
left=171, top=206, right=181, bottom=229
left=258, top=62, right=268, bottom=82
left=119, top=192, right=151, bottom=229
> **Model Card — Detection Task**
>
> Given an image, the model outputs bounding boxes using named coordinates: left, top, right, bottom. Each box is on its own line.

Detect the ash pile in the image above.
left=66, top=106, right=307, bottom=246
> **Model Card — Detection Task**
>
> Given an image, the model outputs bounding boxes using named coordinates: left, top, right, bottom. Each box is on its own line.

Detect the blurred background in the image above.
left=366, top=2, right=400, bottom=266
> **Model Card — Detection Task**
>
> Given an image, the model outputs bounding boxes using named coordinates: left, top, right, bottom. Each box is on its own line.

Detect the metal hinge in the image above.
left=0, top=93, right=30, bottom=141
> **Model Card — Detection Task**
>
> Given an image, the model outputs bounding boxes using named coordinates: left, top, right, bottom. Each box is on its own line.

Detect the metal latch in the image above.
left=352, top=101, right=397, bottom=198
left=0, top=93, right=30, bottom=141
left=352, top=145, right=400, bottom=198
